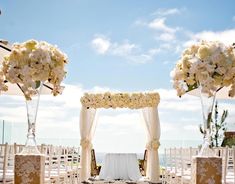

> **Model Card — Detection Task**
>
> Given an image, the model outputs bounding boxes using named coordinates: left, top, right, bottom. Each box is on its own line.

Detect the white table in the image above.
left=99, top=153, right=142, bottom=181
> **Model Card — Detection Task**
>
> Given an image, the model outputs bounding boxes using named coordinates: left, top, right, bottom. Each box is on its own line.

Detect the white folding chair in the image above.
left=0, top=143, right=14, bottom=184
left=224, top=146, right=235, bottom=184
left=162, top=147, right=181, bottom=184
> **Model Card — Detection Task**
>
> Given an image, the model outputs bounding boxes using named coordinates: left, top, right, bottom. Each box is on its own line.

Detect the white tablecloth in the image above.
left=99, top=153, right=142, bottom=181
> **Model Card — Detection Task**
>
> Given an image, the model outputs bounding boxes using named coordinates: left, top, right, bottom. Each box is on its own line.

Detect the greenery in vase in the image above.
left=221, top=137, right=235, bottom=147
left=199, top=101, right=228, bottom=147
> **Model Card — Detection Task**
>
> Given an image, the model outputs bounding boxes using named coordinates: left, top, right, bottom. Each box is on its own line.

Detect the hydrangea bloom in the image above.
left=0, top=40, right=68, bottom=100
left=80, top=92, right=160, bottom=109
left=171, top=41, right=235, bottom=97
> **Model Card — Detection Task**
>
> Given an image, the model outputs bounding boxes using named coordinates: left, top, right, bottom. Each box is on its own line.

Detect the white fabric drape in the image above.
left=79, top=107, right=98, bottom=181
left=142, top=107, right=161, bottom=183
left=99, top=153, right=142, bottom=181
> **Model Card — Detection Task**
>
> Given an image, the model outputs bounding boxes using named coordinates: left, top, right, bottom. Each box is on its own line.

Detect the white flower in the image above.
left=198, top=45, right=211, bottom=59
left=80, top=92, right=160, bottom=109
left=171, top=40, right=235, bottom=97
left=0, top=39, right=68, bottom=100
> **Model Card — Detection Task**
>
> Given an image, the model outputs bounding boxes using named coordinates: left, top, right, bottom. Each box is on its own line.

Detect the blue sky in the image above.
left=1, top=0, right=235, bottom=153
left=1, top=0, right=235, bottom=90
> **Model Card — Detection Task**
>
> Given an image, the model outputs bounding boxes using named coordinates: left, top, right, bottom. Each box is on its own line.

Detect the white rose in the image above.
left=198, top=45, right=211, bottom=59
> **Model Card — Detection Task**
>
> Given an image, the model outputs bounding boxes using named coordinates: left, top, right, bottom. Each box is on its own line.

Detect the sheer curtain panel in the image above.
left=142, top=107, right=161, bottom=183
left=79, top=107, right=97, bottom=181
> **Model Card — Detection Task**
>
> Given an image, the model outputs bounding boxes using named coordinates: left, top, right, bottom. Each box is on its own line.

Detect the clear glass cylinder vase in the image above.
left=19, top=83, right=43, bottom=155
left=198, top=87, right=217, bottom=157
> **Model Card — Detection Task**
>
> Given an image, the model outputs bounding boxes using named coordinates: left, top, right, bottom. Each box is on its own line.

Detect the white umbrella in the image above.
left=187, top=87, right=235, bottom=100
left=0, top=40, right=11, bottom=63
left=0, top=40, right=51, bottom=95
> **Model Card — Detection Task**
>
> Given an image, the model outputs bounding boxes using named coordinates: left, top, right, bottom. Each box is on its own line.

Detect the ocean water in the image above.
left=94, top=139, right=202, bottom=166
left=0, top=120, right=201, bottom=167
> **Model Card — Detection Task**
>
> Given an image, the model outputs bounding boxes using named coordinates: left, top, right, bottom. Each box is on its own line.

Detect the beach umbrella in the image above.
left=0, top=40, right=10, bottom=62
left=187, top=87, right=235, bottom=100
left=0, top=40, right=52, bottom=96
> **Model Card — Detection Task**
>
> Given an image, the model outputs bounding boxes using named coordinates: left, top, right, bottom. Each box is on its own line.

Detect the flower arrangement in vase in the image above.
left=0, top=39, right=68, bottom=154
left=171, top=40, right=235, bottom=156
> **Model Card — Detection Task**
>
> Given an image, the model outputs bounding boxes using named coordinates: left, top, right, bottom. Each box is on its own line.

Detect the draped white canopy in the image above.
left=79, top=92, right=161, bottom=183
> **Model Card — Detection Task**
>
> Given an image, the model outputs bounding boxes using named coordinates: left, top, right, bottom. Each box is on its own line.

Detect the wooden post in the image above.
left=14, top=154, right=45, bottom=184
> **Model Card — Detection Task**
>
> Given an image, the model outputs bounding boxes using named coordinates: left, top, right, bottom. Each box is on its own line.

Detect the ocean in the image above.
left=0, top=119, right=201, bottom=167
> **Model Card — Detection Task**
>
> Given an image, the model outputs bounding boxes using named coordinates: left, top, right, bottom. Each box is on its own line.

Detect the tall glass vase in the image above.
left=198, top=87, right=217, bottom=157
left=20, top=83, right=43, bottom=155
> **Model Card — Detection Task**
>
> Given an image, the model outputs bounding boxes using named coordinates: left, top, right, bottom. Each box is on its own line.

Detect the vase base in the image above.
left=198, top=146, right=215, bottom=157
left=19, top=146, right=41, bottom=155
left=19, top=136, right=41, bottom=155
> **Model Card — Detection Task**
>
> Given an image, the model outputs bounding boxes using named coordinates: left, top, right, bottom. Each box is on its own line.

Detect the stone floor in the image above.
left=81, top=181, right=150, bottom=184
left=78, top=178, right=162, bottom=184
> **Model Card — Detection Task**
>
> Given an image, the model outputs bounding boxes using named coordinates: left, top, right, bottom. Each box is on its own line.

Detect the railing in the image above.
left=0, top=143, right=80, bottom=184
left=162, top=147, right=235, bottom=184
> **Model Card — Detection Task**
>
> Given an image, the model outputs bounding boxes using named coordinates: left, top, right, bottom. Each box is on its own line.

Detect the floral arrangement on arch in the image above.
left=171, top=40, right=235, bottom=97
left=0, top=39, right=68, bottom=100
left=80, top=92, right=160, bottom=109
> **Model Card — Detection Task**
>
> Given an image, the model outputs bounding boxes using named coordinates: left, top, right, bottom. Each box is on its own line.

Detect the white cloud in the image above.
left=183, top=125, right=199, bottom=131
left=135, top=7, right=181, bottom=26
left=97, top=112, right=144, bottom=133
left=161, top=122, right=175, bottom=133
left=148, top=18, right=176, bottom=33
left=0, top=84, right=85, bottom=146
left=53, top=84, right=83, bottom=108
left=1, top=86, right=234, bottom=152
left=157, top=88, right=196, bottom=100
left=153, top=8, right=181, bottom=16
left=94, top=110, right=146, bottom=153
left=162, top=60, right=170, bottom=65
left=157, top=88, right=200, bottom=112
left=155, top=33, right=175, bottom=41
left=91, top=86, right=113, bottom=93
left=134, top=8, right=188, bottom=55
left=184, top=29, right=235, bottom=46
left=147, top=48, right=161, bottom=55
left=111, top=42, right=137, bottom=56
left=160, top=100, right=201, bottom=112
left=91, top=35, right=159, bottom=64
left=91, top=36, right=110, bottom=54
left=136, top=17, right=180, bottom=43
left=134, top=19, right=147, bottom=27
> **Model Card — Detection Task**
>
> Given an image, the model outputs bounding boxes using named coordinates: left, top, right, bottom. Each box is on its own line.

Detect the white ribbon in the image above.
left=80, top=138, right=93, bottom=149
left=146, top=139, right=160, bottom=150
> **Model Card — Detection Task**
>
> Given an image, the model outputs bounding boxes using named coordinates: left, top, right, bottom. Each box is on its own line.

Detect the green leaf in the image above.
left=35, top=81, right=41, bottom=89
left=221, top=110, right=228, bottom=123
left=207, top=112, right=212, bottom=129
left=186, top=83, right=198, bottom=93
left=199, top=125, right=205, bottom=135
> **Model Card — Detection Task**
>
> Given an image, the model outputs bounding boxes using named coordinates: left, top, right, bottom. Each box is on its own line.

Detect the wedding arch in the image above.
left=79, top=92, right=161, bottom=183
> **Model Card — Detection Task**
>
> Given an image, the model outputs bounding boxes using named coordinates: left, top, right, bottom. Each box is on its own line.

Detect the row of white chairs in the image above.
left=0, top=143, right=80, bottom=184
left=162, top=147, right=235, bottom=184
